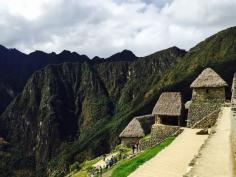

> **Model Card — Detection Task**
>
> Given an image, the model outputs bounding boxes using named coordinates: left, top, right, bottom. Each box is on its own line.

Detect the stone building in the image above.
left=152, top=92, right=183, bottom=126
left=119, top=115, right=155, bottom=147
left=190, top=68, right=228, bottom=101
left=187, top=68, right=228, bottom=127
left=144, top=92, right=183, bottom=150
left=231, top=73, right=236, bottom=104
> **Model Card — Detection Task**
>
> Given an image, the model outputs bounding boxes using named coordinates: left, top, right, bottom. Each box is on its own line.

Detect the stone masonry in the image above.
left=187, top=101, right=223, bottom=127
left=139, top=124, right=181, bottom=150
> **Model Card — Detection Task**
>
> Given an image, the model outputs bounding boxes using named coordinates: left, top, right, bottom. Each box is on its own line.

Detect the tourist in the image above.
left=105, top=159, right=109, bottom=168
left=132, top=144, right=136, bottom=154
left=103, top=154, right=106, bottom=161
left=99, top=166, right=103, bottom=176
left=113, top=156, right=117, bottom=164
left=109, top=158, right=113, bottom=167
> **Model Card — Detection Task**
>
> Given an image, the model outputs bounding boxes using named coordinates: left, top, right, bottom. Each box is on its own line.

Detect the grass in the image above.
left=140, top=134, right=151, bottom=141
left=80, top=157, right=102, bottom=170
left=71, top=171, right=88, bottom=177
left=68, top=145, right=132, bottom=177
left=66, top=157, right=102, bottom=177
left=110, top=136, right=176, bottom=177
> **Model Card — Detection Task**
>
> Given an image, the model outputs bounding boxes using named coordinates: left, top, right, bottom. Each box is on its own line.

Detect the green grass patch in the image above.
left=80, top=157, right=102, bottom=171
left=71, top=170, right=88, bottom=177
left=111, top=136, right=176, bottom=177
left=140, top=134, right=151, bottom=141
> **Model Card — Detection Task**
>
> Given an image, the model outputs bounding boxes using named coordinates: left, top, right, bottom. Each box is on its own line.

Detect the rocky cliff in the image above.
left=0, top=47, right=89, bottom=114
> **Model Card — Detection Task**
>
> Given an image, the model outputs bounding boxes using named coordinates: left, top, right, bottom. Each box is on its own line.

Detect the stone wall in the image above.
left=187, top=101, right=223, bottom=127
left=231, top=107, right=236, bottom=175
left=191, top=109, right=220, bottom=129
left=121, top=137, right=140, bottom=147
left=231, top=75, right=236, bottom=175
left=139, top=124, right=181, bottom=150
left=231, top=73, right=236, bottom=104
left=192, top=87, right=226, bottom=101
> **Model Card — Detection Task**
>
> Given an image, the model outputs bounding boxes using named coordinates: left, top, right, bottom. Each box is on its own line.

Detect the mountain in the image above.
left=0, top=47, right=141, bottom=115
left=0, top=46, right=185, bottom=177
left=1, top=26, right=236, bottom=177
left=0, top=47, right=92, bottom=114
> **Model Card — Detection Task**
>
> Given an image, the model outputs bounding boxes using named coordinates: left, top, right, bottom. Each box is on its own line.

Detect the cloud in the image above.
left=0, top=0, right=236, bottom=58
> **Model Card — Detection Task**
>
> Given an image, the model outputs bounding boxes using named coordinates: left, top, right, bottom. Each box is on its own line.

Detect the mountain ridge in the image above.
left=0, top=45, right=152, bottom=114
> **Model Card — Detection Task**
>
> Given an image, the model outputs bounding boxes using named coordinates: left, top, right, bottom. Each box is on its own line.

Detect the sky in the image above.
left=0, top=0, right=236, bottom=58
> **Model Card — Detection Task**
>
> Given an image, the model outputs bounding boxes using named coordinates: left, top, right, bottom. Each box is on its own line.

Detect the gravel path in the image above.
left=187, top=107, right=234, bottom=177
left=129, top=128, right=208, bottom=177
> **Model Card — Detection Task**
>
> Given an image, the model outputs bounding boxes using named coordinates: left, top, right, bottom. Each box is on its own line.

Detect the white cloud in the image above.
left=0, top=0, right=236, bottom=58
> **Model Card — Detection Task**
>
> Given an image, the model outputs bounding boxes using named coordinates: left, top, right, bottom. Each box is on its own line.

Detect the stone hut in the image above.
left=152, top=92, right=183, bottom=126
left=119, top=115, right=155, bottom=147
left=190, top=68, right=228, bottom=101
left=187, top=68, right=228, bottom=127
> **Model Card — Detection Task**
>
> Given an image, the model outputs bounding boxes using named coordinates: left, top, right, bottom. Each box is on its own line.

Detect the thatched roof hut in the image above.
left=187, top=68, right=227, bottom=127
left=190, top=68, right=228, bottom=88
left=119, top=115, right=155, bottom=138
left=152, top=92, right=182, bottom=116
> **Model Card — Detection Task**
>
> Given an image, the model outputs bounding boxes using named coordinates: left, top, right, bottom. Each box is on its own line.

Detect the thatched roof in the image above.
left=119, top=115, right=155, bottom=138
left=190, top=68, right=228, bottom=88
left=152, top=92, right=182, bottom=116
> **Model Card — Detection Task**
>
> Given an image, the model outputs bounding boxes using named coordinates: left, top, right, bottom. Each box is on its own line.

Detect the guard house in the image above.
left=187, top=68, right=228, bottom=127
left=119, top=115, right=155, bottom=147
left=152, top=92, right=183, bottom=126
left=190, top=68, right=228, bottom=101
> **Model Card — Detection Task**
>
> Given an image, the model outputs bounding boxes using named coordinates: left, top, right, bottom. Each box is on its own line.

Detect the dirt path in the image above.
left=187, top=107, right=234, bottom=177
left=129, top=128, right=208, bottom=177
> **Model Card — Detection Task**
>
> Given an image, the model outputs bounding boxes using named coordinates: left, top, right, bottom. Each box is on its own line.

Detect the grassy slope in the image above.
left=110, top=136, right=176, bottom=177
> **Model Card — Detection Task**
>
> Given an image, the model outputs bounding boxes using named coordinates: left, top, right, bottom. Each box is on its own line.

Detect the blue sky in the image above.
left=0, top=0, right=236, bottom=58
